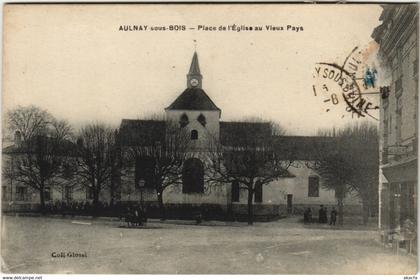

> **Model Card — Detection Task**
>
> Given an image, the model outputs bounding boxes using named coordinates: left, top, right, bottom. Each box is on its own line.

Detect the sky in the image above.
left=3, top=4, right=384, bottom=136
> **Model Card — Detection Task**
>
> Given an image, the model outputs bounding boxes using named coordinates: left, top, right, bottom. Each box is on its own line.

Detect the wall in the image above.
left=165, top=109, right=220, bottom=150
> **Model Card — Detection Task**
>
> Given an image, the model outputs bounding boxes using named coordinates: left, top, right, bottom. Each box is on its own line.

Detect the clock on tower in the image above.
left=187, top=52, right=202, bottom=88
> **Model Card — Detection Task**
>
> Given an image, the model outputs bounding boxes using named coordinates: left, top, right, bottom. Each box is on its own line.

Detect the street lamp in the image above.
left=138, top=179, right=145, bottom=211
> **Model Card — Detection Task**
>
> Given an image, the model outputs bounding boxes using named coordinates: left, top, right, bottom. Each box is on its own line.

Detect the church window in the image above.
left=87, top=188, right=94, bottom=200
left=254, top=180, right=263, bottom=203
left=64, top=186, right=73, bottom=201
left=179, top=114, right=189, bottom=128
left=16, top=187, right=28, bottom=201
left=44, top=186, right=52, bottom=201
left=191, top=130, right=198, bottom=140
left=197, top=114, right=206, bottom=127
left=182, top=158, right=204, bottom=193
left=135, top=157, right=156, bottom=189
left=308, top=175, right=320, bottom=197
left=231, top=181, right=240, bottom=202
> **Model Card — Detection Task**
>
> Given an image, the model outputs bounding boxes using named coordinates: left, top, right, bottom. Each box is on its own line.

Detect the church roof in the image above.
left=220, top=121, right=271, bottom=146
left=166, top=88, right=221, bottom=111
left=272, top=136, right=336, bottom=160
left=220, top=121, right=336, bottom=160
left=119, top=119, right=166, bottom=146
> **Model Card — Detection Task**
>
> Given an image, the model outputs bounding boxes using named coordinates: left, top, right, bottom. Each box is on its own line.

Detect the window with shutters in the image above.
left=254, top=180, right=263, bottom=203
left=16, top=187, right=27, bottom=201
left=44, top=186, right=52, bottom=201
left=308, top=175, right=320, bottom=197
left=64, top=186, right=73, bottom=201
left=182, top=158, right=204, bottom=193
left=231, top=181, right=239, bottom=202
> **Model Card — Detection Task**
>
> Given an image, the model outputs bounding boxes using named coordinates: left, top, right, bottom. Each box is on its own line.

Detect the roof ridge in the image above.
left=166, top=87, right=220, bottom=111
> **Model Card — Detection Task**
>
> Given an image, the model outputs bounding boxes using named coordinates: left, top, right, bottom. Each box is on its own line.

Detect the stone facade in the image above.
left=372, top=4, right=418, bottom=252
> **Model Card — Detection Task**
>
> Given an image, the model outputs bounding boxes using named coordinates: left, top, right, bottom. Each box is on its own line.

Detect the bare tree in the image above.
left=340, top=122, right=379, bottom=224
left=307, top=151, right=352, bottom=225
left=76, top=123, right=116, bottom=213
left=308, top=122, right=379, bottom=225
left=206, top=121, right=293, bottom=225
left=5, top=106, right=74, bottom=211
left=122, top=119, right=190, bottom=219
left=7, top=105, right=52, bottom=142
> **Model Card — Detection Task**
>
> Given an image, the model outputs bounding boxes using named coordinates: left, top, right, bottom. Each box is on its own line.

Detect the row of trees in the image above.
left=4, top=105, right=379, bottom=225
left=4, top=106, right=118, bottom=213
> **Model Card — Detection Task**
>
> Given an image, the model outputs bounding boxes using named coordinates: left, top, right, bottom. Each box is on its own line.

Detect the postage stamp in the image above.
left=313, top=43, right=381, bottom=120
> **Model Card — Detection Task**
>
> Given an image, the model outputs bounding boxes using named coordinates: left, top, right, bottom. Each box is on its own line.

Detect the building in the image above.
left=115, top=52, right=361, bottom=220
left=2, top=52, right=362, bottom=220
left=372, top=4, right=418, bottom=252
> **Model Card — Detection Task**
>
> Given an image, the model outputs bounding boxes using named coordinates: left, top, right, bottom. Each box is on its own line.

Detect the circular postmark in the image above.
left=313, top=44, right=381, bottom=120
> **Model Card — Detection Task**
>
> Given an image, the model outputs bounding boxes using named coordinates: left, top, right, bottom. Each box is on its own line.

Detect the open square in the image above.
left=1, top=215, right=416, bottom=274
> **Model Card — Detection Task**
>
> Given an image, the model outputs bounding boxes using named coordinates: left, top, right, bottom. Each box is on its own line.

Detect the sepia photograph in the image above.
left=0, top=3, right=418, bottom=276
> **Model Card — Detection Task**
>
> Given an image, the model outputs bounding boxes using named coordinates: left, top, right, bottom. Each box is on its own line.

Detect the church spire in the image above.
left=187, top=52, right=202, bottom=88
left=189, top=52, right=201, bottom=75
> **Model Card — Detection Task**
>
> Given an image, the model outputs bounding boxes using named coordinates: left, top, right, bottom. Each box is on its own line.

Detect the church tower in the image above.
left=186, top=52, right=203, bottom=89
left=165, top=52, right=221, bottom=145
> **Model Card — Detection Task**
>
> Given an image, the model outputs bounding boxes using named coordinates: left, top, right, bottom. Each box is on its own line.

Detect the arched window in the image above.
left=254, top=180, right=263, bottom=203
left=191, top=130, right=198, bottom=140
left=197, top=114, right=206, bottom=127
left=135, top=157, right=156, bottom=189
left=308, top=175, right=320, bottom=197
left=179, top=113, right=189, bottom=128
left=182, top=158, right=204, bottom=193
left=231, top=181, right=240, bottom=202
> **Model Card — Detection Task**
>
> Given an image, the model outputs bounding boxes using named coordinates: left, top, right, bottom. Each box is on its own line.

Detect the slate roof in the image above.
left=119, top=119, right=166, bottom=146
left=220, top=121, right=272, bottom=146
left=165, top=88, right=221, bottom=111
left=220, top=121, right=335, bottom=160
left=188, top=52, right=201, bottom=76
left=118, top=119, right=336, bottom=161
left=2, top=137, right=78, bottom=156
left=273, top=136, right=336, bottom=160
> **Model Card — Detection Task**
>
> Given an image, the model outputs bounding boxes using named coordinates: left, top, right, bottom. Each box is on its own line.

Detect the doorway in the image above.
left=287, top=194, right=293, bottom=214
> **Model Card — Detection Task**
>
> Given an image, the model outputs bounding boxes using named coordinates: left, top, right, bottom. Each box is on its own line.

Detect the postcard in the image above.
left=1, top=3, right=418, bottom=276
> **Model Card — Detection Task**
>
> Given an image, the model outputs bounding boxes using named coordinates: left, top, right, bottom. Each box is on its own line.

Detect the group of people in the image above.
left=43, top=200, right=125, bottom=217
left=303, top=205, right=337, bottom=225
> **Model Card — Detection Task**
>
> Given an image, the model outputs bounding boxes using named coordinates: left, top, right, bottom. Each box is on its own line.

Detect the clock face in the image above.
left=190, top=78, right=199, bottom=87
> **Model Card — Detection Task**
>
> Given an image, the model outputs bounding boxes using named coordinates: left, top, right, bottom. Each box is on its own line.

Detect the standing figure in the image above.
left=318, top=205, right=324, bottom=223
left=307, top=207, right=312, bottom=223
left=304, top=208, right=310, bottom=224
left=330, top=207, right=337, bottom=225
left=322, top=206, right=328, bottom=223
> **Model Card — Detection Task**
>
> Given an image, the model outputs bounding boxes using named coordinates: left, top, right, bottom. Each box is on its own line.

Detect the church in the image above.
left=115, top=52, right=362, bottom=220
left=1, top=52, right=362, bottom=220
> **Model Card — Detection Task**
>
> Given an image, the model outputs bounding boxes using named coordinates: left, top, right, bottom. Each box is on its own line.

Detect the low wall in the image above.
left=2, top=201, right=286, bottom=222
left=291, top=203, right=363, bottom=216
left=2, top=202, right=40, bottom=212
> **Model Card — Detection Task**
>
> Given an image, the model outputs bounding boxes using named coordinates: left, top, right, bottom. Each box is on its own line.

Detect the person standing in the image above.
left=318, top=205, right=324, bottom=223
left=330, top=207, right=337, bottom=225
left=322, top=206, right=328, bottom=223
left=307, top=207, right=312, bottom=223
left=304, top=207, right=312, bottom=224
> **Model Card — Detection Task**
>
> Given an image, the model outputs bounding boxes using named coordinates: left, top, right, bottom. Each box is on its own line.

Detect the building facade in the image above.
left=372, top=4, right=418, bottom=252
left=115, top=52, right=361, bottom=219
left=2, top=52, right=362, bottom=219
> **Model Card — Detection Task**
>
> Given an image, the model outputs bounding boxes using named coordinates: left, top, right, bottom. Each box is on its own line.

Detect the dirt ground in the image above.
left=1, top=215, right=417, bottom=274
